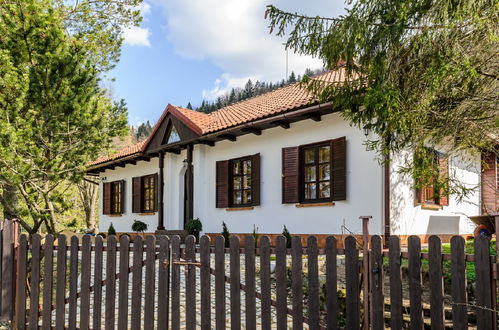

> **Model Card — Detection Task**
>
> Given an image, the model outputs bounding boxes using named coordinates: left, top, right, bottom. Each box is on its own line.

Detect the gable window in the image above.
left=216, top=154, right=260, bottom=208
left=167, top=125, right=180, bottom=144
left=415, top=150, right=449, bottom=206
left=132, top=174, right=158, bottom=213
left=282, top=137, right=346, bottom=204
left=103, top=180, right=124, bottom=215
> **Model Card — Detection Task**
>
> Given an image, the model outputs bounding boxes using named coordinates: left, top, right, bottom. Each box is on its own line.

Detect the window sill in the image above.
left=225, top=206, right=254, bottom=211
left=295, top=202, right=335, bottom=208
left=138, top=212, right=156, bottom=216
left=420, top=204, right=443, bottom=211
left=109, top=214, right=123, bottom=217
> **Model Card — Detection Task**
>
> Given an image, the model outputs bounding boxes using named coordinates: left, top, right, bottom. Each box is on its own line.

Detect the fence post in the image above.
left=359, top=216, right=372, bottom=330
left=1, top=219, right=19, bottom=321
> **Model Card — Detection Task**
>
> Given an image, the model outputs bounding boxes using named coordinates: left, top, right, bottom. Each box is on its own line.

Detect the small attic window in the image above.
left=167, top=125, right=180, bottom=144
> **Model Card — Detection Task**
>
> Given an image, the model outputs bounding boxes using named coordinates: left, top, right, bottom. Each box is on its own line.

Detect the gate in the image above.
left=1, top=218, right=498, bottom=329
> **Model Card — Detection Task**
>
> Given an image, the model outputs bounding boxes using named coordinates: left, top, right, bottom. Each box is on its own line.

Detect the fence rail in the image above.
left=1, top=220, right=498, bottom=329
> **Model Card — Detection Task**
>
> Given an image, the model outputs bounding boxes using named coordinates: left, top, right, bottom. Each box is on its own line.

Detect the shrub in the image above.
left=107, top=223, right=116, bottom=236
left=282, top=225, right=292, bottom=248
left=131, top=220, right=148, bottom=235
left=221, top=222, right=230, bottom=247
left=185, top=218, right=203, bottom=241
left=252, top=224, right=259, bottom=248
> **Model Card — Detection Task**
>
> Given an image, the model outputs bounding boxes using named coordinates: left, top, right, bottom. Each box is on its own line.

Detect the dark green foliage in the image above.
left=107, top=223, right=116, bottom=236
left=134, top=121, right=153, bottom=142
left=252, top=224, right=259, bottom=248
left=282, top=225, right=292, bottom=248
left=131, top=220, right=148, bottom=233
left=221, top=221, right=230, bottom=247
left=185, top=218, right=203, bottom=240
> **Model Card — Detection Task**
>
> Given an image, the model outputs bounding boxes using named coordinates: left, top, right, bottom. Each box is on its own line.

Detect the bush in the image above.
left=282, top=225, right=292, bottom=248
left=221, top=222, right=230, bottom=247
left=252, top=224, right=259, bottom=248
left=185, top=218, right=203, bottom=241
left=131, top=220, right=148, bottom=234
left=107, top=223, right=116, bottom=236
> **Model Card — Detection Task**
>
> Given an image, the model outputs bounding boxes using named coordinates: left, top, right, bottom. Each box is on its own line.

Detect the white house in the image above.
left=87, top=70, right=497, bottom=247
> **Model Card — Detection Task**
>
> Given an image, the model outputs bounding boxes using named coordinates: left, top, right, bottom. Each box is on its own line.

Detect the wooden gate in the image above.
left=1, top=219, right=498, bottom=329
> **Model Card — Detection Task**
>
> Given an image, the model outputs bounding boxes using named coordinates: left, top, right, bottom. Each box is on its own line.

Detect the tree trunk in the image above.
left=78, top=178, right=99, bottom=231
left=2, top=183, right=19, bottom=221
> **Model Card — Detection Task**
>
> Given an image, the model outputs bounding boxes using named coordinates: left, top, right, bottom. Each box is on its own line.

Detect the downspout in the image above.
left=157, top=151, right=165, bottom=231
left=185, top=144, right=194, bottom=224
left=384, top=153, right=391, bottom=247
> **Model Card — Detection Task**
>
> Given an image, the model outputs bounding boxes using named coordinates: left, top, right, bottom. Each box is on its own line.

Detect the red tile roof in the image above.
left=88, top=70, right=348, bottom=168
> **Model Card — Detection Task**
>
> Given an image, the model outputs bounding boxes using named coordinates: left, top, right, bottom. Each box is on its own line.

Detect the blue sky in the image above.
left=110, top=0, right=345, bottom=126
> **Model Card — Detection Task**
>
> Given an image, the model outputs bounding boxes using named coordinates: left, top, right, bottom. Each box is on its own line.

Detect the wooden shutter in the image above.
left=438, top=155, right=449, bottom=206
left=282, top=146, right=300, bottom=203
left=331, top=136, right=347, bottom=201
left=119, top=180, right=126, bottom=214
left=153, top=173, right=159, bottom=211
left=103, top=182, right=111, bottom=215
left=251, top=153, right=261, bottom=206
left=482, top=152, right=498, bottom=213
left=132, top=177, right=142, bottom=213
left=216, top=160, right=229, bottom=208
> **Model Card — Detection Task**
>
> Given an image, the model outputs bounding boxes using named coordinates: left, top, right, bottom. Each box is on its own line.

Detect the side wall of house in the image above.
left=389, top=150, right=480, bottom=237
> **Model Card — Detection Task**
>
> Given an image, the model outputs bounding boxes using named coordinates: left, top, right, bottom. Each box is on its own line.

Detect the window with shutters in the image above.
left=142, top=174, right=157, bottom=212
left=230, top=157, right=253, bottom=206
left=415, top=150, right=449, bottom=206
left=111, top=181, right=123, bottom=214
left=301, top=142, right=332, bottom=203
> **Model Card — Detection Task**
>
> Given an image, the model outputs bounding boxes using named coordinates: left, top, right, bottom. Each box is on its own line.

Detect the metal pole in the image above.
left=157, top=151, right=165, bottom=231
left=360, top=216, right=372, bottom=329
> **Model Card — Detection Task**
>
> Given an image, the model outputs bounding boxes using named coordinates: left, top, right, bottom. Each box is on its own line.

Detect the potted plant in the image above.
left=131, top=220, right=148, bottom=238
left=185, top=218, right=203, bottom=242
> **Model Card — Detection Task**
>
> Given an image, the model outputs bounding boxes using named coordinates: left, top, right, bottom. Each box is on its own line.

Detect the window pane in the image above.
left=319, top=146, right=330, bottom=163
left=243, top=190, right=252, bottom=204
left=243, top=160, right=252, bottom=175
left=319, top=164, right=330, bottom=180
left=243, top=175, right=252, bottom=189
left=305, top=165, right=316, bottom=182
left=233, top=161, right=241, bottom=174
left=305, top=183, right=316, bottom=199
left=233, top=191, right=242, bottom=205
left=304, top=148, right=315, bottom=164
left=145, top=200, right=150, bottom=211
left=319, top=182, right=331, bottom=198
left=233, top=177, right=242, bottom=190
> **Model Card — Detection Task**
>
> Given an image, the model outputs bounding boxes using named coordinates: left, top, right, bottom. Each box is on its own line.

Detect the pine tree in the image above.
left=288, top=71, right=297, bottom=83
left=186, top=102, right=193, bottom=110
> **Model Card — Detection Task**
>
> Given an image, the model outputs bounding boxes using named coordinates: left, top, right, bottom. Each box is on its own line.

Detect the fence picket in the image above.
left=429, top=236, right=444, bottom=330
left=408, top=235, right=423, bottom=330
left=28, top=234, right=41, bottom=330
left=185, top=235, right=197, bottom=330
left=170, top=235, right=181, bottom=330
left=259, top=236, right=271, bottom=330
left=41, top=234, right=54, bottom=330
left=291, top=236, right=303, bottom=330
left=345, top=236, right=360, bottom=330
left=1, top=220, right=16, bottom=321
left=245, top=235, right=256, bottom=330
left=68, top=236, right=79, bottom=329
left=200, top=236, right=211, bottom=330
left=450, top=236, right=468, bottom=329
left=370, top=235, right=384, bottom=330
left=326, top=236, right=338, bottom=330
left=229, top=236, right=241, bottom=330
left=118, top=235, right=130, bottom=330
left=157, top=236, right=170, bottom=330
left=144, top=235, right=156, bottom=330
left=307, top=236, right=320, bottom=329
left=93, top=236, right=104, bottom=330
left=130, top=235, right=143, bottom=330
left=55, top=234, right=67, bottom=329
left=475, top=236, right=493, bottom=330
left=80, top=235, right=92, bottom=330
left=15, top=234, right=28, bottom=329
left=388, top=236, right=403, bottom=330
left=215, top=236, right=226, bottom=330
left=275, top=236, right=287, bottom=330
left=105, top=235, right=117, bottom=330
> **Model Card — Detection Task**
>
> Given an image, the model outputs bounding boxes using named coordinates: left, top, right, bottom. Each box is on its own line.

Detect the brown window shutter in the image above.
left=331, top=136, right=347, bottom=201
left=438, top=155, right=449, bottom=206
left=481, top=152, right=498, bottom=214
left=282, top=146, right=300, bottom=203
left=103, top=182, right=111, bottom=215
left=132, top=177, right=142, bottom=213
left=120, top=180, right=126, bottom=213
left=153, top=173, right=159, bottom=211
left=216, top=160, right=229, bottom=208
left=251, top=153, right=261, bottom=206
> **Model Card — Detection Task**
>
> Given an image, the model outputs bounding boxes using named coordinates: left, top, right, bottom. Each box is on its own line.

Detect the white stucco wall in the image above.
left=389, top=150, right=480, bottom=236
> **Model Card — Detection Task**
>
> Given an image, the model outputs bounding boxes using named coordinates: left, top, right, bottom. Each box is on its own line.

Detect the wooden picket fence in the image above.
left=0, top=219, right=498, bottom=329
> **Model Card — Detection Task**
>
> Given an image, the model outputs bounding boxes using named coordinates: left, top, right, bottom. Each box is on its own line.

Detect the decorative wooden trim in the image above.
left=225, top=206, right=254, bottom=211
left=295, top=202, right=335, bottom=208
left=138, top=212, right=156, bottom=216
left=109, top=214, right=123, bottom=218
left=420, top=203, right=443, bottom=210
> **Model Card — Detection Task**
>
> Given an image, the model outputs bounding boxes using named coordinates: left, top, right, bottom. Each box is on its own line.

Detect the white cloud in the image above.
left=152, top=0, right=344, bottom=99
left=123, top=2, right=152, bottom=47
